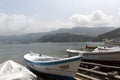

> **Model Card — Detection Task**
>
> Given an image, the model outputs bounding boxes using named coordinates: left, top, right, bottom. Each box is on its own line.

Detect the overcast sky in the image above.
left=0, top=0, right=120, bottom=35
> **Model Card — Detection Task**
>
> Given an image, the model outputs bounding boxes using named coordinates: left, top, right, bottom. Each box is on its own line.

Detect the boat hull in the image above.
left=82, top=51, right=120, bottom=61
left=24, top=55, right=80, bottom=80
left=67, top=49, right=120, bottom=65
left=82, top=59, right=120, bottom=65
left=28, top=66, right=75, bottom=80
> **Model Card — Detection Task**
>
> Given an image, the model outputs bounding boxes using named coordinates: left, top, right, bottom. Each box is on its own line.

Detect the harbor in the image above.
left=0, top=42, right=120, bottom=80
left=0, top=0, right=120, bottom=80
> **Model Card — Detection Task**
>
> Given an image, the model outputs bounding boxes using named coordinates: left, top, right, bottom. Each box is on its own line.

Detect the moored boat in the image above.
left=24, top=52, right=81, bottom=80
left=104, top=39, right=120, bottom=45
left=66, top=46, right=120, bottom=65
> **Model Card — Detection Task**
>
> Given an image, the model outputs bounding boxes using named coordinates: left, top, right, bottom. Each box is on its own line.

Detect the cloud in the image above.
left=0, top=12, right=36, bottom=35
left=0, top=10, right=117, bottom=35
left=0, top=12, right=71, bottom=35
left=70, top=10, right=114, bottom=27
left=119, top=8, right=120, bottom=15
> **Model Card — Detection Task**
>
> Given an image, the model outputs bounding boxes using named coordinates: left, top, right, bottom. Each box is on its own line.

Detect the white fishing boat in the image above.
left=24, top=52, right=81, bottom=80
left=66, top=46, right=120, bottom=64
left=104, top=39, right=120, bottom=45
left=0, top=60, right=37, bottom=80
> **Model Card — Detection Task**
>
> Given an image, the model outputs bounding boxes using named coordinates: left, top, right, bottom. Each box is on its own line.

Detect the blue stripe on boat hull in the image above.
left=24, top=56, right=80, bottom=66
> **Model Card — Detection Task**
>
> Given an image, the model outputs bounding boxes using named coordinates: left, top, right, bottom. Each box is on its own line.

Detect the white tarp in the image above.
left=0, top=60, right=37, bottom=80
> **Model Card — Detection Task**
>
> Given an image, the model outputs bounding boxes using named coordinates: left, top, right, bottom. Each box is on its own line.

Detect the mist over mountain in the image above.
left=0, top=27, right=116, bottom=42
left=96, top=27, right=120, bottom=41
left=0, top=32, right=48, bottom=42
left=38, top=33, right=94, bottom=42
left=51, top=27, right=115, bottom=37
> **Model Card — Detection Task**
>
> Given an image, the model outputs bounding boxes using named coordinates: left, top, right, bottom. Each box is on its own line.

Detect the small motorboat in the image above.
left=66, top=46, right=120, bottom=65
left=24, top=52, right=81, bottom=80
left=0, top=60, right=37, bottom=80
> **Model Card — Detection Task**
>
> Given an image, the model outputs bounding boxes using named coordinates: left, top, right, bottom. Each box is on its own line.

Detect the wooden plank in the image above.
left=75, top=73, right=100, bottom=80
left=80, top=61, right=120, bottom=69
left=74, top=77, right=82, bottom=80
left=78, top=67, right=120, bottom=80
left=78, top=67, right=107, bottom=76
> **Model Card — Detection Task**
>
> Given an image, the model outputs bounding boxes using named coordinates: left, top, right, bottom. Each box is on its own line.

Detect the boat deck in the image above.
left=75, top=61, right=120, bottom=80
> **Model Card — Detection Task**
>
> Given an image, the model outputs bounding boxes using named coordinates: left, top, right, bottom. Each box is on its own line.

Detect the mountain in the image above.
left=0, top=32, right=48, bottom=42
left=0, top=27, right=116, bottom=42
left=96, top=27, right=120, bottom=41
left=51, top=27, right=115, bottom=37
left=38, top=33, right=94, bottom=42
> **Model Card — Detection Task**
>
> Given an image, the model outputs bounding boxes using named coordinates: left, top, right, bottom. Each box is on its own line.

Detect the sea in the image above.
left=0, top=42, right=104, bottom=79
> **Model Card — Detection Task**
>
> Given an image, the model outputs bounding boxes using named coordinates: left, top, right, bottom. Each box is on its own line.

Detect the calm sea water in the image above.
left=0, top=42, right=104, bottom=65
